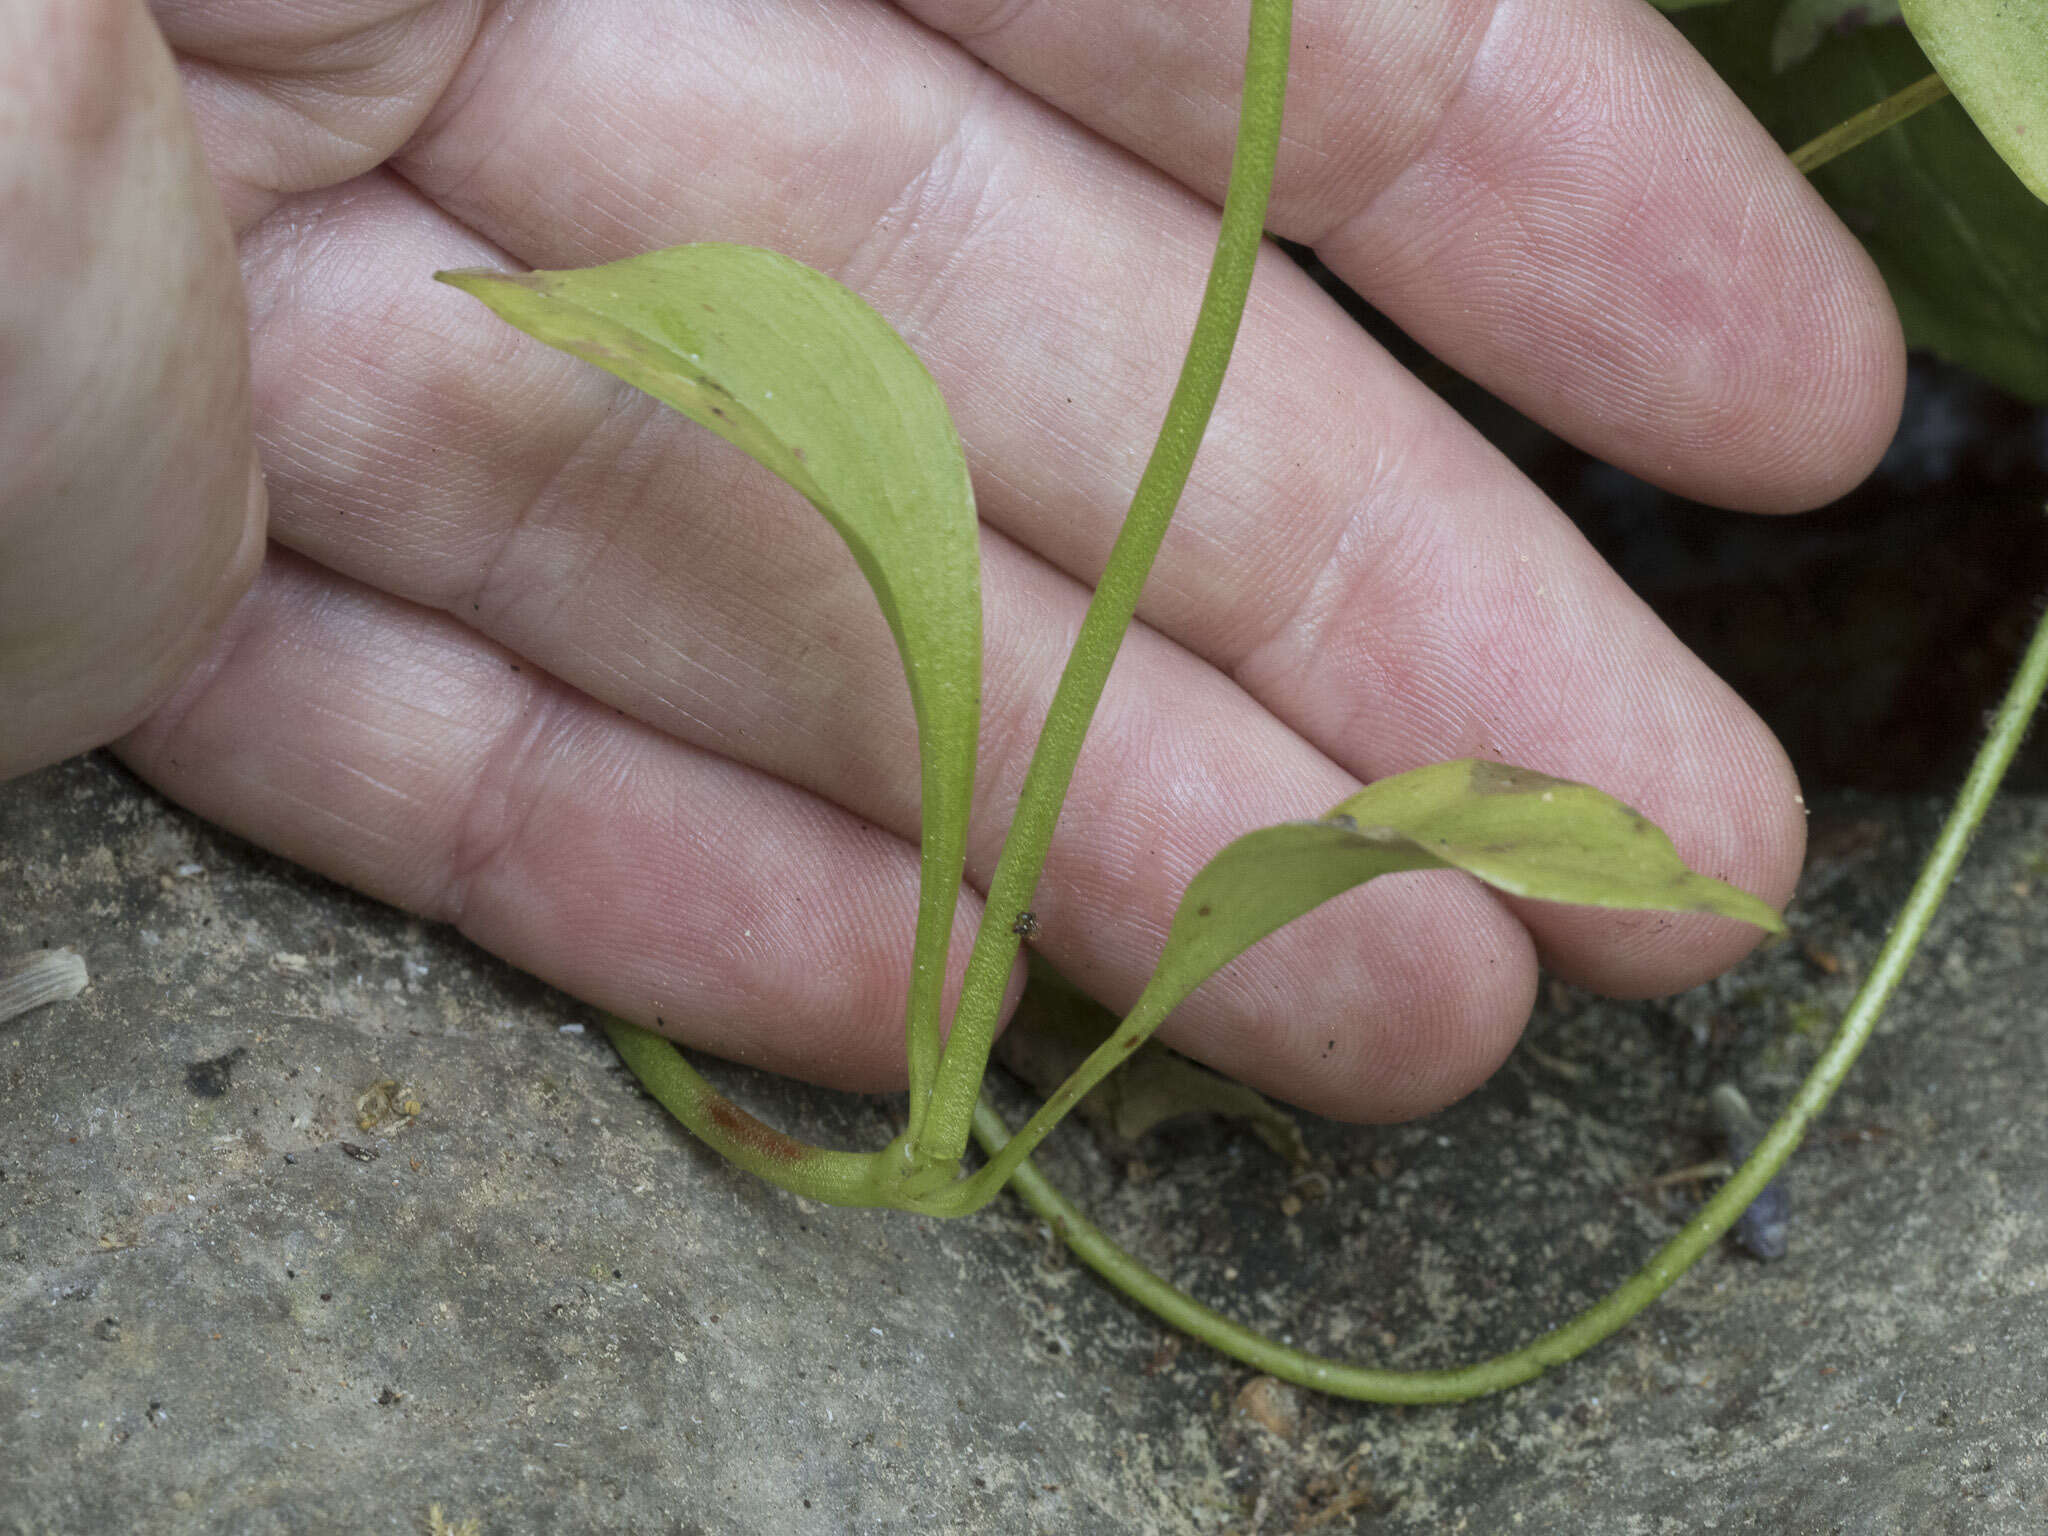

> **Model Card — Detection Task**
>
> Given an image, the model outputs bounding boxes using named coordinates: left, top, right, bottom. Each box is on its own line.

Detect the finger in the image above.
left=116, top=551, right=997, bottom=1093
left=895, top=0, right=1905, bottom=512
left=383, top=4, right=1802, bottom=989
left=0, top=0, right=263, bottom=781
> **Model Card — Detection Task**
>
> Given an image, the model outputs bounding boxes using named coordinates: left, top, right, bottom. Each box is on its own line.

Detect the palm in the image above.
left=112, top=0, right=1900, bottom=1119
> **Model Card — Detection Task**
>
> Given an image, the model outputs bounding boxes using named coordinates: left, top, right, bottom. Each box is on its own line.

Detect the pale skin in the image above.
left=1, top=0, right=1903, bottom=1123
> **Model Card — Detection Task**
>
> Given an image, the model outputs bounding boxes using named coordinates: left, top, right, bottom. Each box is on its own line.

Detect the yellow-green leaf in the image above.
left=437, top=245, right=981, bottom=1092
left=1139, top=758, right=1784, bottom=1033
left=1901, top=0, right=2048, bottom=201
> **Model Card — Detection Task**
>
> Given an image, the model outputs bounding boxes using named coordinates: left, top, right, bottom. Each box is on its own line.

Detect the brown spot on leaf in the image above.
left=1467, top=760, right=1568, bottom=796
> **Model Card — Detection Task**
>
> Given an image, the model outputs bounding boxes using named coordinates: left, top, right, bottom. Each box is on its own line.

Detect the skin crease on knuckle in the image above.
left=79, top=0, right=1862, bottom=1131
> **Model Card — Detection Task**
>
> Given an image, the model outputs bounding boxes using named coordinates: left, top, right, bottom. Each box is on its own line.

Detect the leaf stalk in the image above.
left=1790, top=70, right=1950, bottom=174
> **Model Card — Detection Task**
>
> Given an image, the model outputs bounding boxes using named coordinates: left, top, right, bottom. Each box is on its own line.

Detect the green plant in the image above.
left=435, top=0, right=2048, bottom=1401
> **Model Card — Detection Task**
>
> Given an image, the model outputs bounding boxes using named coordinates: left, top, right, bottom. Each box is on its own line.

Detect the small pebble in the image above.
left=1713, top=1084, right=1791, bottom=1261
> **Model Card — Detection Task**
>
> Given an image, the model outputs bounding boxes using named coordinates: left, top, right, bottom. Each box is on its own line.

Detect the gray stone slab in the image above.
left=4, top=752, right=2045, bottom=1533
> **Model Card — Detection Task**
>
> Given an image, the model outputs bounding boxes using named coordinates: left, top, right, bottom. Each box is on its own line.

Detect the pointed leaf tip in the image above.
left=1333, top=759, right=1787, bottom=935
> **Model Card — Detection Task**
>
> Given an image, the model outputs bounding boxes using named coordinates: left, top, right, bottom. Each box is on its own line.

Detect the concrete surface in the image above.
left=4, top=751, right=2046, bottom=1533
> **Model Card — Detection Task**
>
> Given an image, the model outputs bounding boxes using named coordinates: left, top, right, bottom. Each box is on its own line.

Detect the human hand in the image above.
left=66, top=0, right=1901, bottom=1120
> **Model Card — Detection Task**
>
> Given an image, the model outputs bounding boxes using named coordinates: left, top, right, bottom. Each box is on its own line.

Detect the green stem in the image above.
left=921, top=971, right=1186, bottom=1215
left=901, top=821, right=951, bottom=1147
left=978, top=597, right=2048, bottom=1399
left=920, top=0, right=1294, bottom=1165
left=1790, top=70, right=1949, bottom=174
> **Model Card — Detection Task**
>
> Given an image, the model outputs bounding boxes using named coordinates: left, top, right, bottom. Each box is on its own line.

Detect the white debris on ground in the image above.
left=0, top=947, right=88, bottom=1025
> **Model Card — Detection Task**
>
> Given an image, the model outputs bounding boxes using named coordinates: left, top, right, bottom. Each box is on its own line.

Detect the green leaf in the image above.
left=1676, top=0, right=2048, bottom=401
left=1900, top=0, right=2048, bottom=201
left=1145, top=759, right=1784, bottom=1016
left=1771, top=0, right=1901, bottom=72
left=1648, top=0, right=1734, bottom=11
left=437, top=245, right=981, bottom=1106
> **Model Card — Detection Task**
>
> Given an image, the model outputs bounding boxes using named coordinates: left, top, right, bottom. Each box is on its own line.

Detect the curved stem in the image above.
left=977, top=596, right=2048, bottom=1398
left=604, top=1018, right=905, bottom=1208
left=918, top=0, right=1295, bottom=1166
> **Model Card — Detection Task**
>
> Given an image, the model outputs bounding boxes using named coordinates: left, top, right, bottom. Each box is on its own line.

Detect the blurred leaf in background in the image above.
left=1770, top=0, right=1901, bottom=71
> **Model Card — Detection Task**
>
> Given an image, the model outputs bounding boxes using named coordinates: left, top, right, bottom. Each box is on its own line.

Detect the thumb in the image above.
left=0, top=0, right=264, bottom=781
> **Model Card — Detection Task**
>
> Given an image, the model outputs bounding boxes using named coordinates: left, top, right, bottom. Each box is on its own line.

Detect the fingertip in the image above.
left=1326, top=987, right=1540, bottom=1129
left=1322, top=0, right=1910, bottom=514
left=1664, top=196, right=1907, bottom=516
left=1310, top=882, right=1542, bottom=1125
